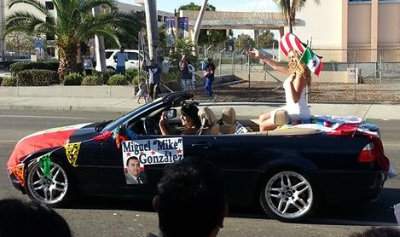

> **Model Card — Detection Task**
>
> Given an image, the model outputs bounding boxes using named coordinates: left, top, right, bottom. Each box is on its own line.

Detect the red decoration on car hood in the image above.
left=7, top=123, right=89, bottom=174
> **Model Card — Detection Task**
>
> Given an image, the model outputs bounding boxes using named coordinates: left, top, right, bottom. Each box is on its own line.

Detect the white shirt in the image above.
left=283, top=76, right=311, bottom=120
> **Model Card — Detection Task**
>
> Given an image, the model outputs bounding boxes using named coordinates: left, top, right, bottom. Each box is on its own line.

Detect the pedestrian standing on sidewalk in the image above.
left=203, top=58, right=215, bottom=97
left=114, top=47, right=128, bottom=74
left=136, top=78, right=149, bottom=104
left=187, top=61, right=196, bottom=91
left=146, top=59, right=161, bottom=100
left=179, top=55, right=192, bottom=91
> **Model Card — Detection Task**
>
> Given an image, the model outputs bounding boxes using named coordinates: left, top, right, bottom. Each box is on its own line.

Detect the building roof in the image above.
left=116, top=1, right=173, bottom=16
left=181, top=10, right=304, bottom=30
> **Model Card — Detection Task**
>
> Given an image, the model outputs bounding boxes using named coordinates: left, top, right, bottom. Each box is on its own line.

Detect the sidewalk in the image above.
left=1, top=96, right=400, bottom=120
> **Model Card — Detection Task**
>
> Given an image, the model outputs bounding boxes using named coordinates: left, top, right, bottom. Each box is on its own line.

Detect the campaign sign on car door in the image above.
left=122, top=137, right=184, bottom=184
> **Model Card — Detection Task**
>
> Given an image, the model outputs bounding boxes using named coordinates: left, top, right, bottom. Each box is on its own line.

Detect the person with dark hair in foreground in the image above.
left=0, top=198, right=72, bottom=237
left=349, top=227, right=400, bottom=237
left=149, top=160, right=227, bottom=237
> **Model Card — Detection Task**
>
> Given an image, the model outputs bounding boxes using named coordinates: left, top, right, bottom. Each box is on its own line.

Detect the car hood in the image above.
left=7, top=123, right=92, bottom=173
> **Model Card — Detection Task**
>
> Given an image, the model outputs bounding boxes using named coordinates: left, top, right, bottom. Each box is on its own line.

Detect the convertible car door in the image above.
left=212, top=135, right=271, bottom=206
left=120, top=134, right=218, bottom=196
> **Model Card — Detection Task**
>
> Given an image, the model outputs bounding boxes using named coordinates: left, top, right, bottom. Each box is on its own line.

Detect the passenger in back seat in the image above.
left=248, top=47, right=312, bottom=132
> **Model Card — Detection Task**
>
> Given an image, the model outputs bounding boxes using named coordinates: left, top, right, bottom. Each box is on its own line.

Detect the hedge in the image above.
left=107, top=74, right=129, bottom=85
left=81, top=75, right=103, bottom=85
left=10, top=61, right=59, bottom=76
left=125, top=69, right=138, bottom=81
left=63, top=73, right=83, bottom=86
left=16, top=69, right=59, bottom=86
left=1, top=77, right=16, bottom=86
left=132, top=71, right=147, bottom=86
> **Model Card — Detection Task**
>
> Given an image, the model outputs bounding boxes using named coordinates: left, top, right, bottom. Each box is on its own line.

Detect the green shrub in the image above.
left=81, top=75, right=103, bottom=85
left=63, top=73, right=83, bottom=86
left=16, top=69, right=59, bottom=86
left=107, top=74, right=129, bottom=85
left=1, top=77, right=16, bottom=86
left=10, top=61, right=59, bottom=76
left=126, top=69, right=138, bottom=81
left=0, top=77, right=3, bottom=85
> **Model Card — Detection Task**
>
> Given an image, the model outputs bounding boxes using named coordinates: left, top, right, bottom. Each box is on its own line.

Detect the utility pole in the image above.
left=144, top=0, right=159, bottom=63
left=92, top=7, right=106, bottom=72
left=192, top=0, right=208, bottom=55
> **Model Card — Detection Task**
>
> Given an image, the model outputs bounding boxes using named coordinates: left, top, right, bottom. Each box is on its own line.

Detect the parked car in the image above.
left=7, top=92, right=390, bottom=222
left=105, top=49, right=143, bottom=72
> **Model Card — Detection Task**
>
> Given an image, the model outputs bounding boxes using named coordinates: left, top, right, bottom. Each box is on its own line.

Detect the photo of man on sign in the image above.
left=125, top=156, right=145, bottom=184
left=122, top=137, right=184, bottom=185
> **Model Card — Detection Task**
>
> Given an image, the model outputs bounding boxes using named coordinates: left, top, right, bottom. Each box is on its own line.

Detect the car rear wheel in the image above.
left=260, top=170, right=315, bottom=222
left=26, top=161, right=71, bottom=207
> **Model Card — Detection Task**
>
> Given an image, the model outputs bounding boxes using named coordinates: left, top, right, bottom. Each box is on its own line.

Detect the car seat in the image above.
left=198, top=107, right=220, bottom=135
left=272, top=109, right=290, bottom=127
left=219, top=107, right=236, bottom=134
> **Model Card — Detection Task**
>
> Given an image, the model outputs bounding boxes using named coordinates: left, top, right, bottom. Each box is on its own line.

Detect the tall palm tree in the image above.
left=274, top=0, right=318, bottom=33
left=4, top=0, right=120, bottom=77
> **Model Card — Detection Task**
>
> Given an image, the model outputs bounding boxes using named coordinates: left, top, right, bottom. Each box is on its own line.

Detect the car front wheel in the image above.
left=25, top=160, right=72, bottom=207
left=260, top=170, right=315, bottom=222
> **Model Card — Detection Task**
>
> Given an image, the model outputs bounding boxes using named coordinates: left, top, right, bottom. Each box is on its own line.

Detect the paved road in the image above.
left=0, top=109, right=399, bottom=237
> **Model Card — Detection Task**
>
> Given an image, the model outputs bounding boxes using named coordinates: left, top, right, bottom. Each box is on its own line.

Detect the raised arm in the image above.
left=248, top=49, right=289, bottom=75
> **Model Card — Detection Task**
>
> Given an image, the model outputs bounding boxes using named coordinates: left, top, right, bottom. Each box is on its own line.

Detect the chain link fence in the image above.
left=196, top=47, right=400, bottom=103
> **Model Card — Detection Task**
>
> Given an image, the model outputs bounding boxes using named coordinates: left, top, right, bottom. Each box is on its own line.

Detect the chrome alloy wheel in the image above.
left=264, top=171, right=313, bottom=220
left=27, top=162, right=69, bottom=205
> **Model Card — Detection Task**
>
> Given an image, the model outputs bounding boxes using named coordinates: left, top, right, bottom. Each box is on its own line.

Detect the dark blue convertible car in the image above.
left=7, top=92, right=390, bottom=222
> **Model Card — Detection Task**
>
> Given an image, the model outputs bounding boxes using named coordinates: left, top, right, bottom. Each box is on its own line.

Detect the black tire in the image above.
left=259, top=170, right=317, bottom=222
left=25, top=159, right=74, bottom=207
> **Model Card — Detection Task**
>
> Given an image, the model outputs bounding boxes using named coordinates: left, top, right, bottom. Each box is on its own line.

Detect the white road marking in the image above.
left=0, top=115, right=88, bottom=120
left=0, top=140, right=18, bottom=144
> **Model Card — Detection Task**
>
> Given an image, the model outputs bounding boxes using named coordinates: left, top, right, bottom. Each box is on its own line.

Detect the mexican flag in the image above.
left=301, top=47, right=323, bottom=76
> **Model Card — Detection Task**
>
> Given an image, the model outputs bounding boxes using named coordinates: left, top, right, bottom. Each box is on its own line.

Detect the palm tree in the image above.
left=274, top=0, right=318, bottom=33
left=4, top=0, right=120, bottom=78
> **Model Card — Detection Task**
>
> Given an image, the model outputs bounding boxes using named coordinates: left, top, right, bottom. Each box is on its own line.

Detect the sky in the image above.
left=120, top=0, right=281, bottom=38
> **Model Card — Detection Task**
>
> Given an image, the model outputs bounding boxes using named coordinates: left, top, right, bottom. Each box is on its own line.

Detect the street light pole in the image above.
left=144, top=0, right=159, bottom=63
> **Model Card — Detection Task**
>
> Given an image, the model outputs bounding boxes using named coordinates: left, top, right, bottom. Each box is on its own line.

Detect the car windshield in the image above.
left=102, top=97, right=164, bottom=131
left=105, top=51, right=113, bottom=59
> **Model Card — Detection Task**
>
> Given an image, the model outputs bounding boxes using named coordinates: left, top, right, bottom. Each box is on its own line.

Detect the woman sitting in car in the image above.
left=159, top=102, right=201, bottom=135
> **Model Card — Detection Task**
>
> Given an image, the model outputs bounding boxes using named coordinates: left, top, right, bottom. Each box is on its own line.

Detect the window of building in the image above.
left=158, top=15, right=163, bottom=22
left=45, top=1, right=54, bottom=10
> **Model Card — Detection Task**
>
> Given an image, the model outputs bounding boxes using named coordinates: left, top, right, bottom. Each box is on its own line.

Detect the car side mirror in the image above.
left=117, top=124, right=127, bottom=137
left=165, top=109, right=177, bottom=119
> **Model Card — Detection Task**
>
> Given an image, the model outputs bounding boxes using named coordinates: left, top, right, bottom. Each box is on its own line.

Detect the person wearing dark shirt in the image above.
left=146, top=60, right=162, bottom=100
left=179, top=55, right=192, bottom=91
left=204, top=58, right=216, bottom=97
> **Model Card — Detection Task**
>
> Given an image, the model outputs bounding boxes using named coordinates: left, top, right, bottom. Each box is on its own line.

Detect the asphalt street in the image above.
left=0, top=109, right=399, bottom=237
